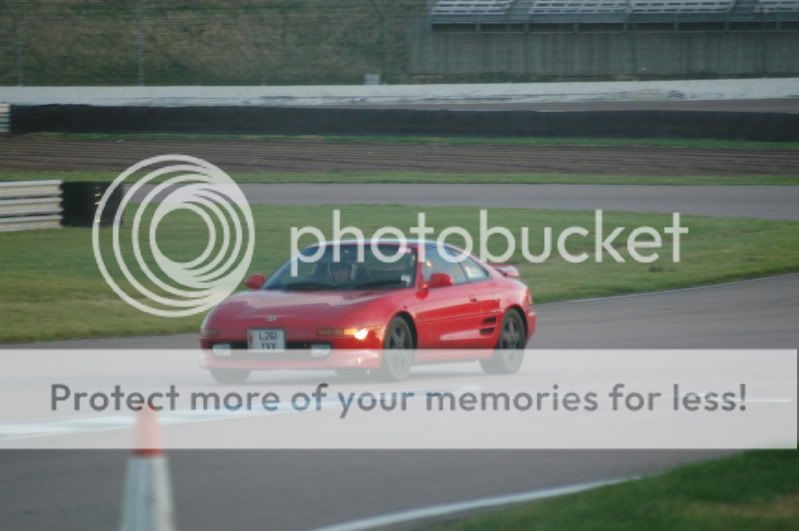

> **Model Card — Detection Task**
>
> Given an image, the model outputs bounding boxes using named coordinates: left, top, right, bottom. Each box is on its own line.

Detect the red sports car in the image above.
left=200, top=241, right=535, bottom=382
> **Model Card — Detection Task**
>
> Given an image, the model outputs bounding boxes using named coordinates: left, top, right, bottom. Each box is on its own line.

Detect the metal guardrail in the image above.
left=0, top=180, right=62, bottom=232
left=0, top=104, right=9, bottom=134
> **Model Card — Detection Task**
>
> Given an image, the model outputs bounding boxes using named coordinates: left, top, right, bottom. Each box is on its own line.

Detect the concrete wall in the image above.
left=1, top=78, right=798, bottom=107
left=409, top=26, right=799, bottom=78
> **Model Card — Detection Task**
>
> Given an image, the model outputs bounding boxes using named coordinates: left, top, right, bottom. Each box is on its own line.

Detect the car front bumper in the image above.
left=526, top=308, right=537, bottom=341
left=200, top=348, right=383, bottom=371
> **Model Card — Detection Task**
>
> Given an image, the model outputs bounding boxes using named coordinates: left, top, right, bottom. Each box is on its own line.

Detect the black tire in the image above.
left=209, top=368, right=251, bottom=384
left=480, top=310, right=526, bottom=375
left=377, top=316, right=415, bottom=381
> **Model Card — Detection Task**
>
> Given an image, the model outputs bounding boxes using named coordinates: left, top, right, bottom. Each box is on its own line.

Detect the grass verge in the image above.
left=1, top=206, right=798, bottom=343
left=0, top=170, right=796, bottom=186
left=434, top=448, right=799, bottom=531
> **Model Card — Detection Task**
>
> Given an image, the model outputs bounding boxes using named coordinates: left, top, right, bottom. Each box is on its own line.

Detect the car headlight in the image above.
left=316, top=327, right=372, bottom=340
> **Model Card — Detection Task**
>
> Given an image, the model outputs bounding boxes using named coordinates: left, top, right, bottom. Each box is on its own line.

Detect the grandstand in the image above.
left=757, top=0, right=799, bottom=11
left=429, top=0, right=799, bottom=24
left=528, top=1, right=630, bottom=15
left=432, top=1, right=517, bottom=15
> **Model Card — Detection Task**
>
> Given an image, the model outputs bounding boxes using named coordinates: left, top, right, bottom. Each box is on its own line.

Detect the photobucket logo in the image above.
left=290, top=209, right=688, bottom=273
left=92, top=155, right=255, bottom=317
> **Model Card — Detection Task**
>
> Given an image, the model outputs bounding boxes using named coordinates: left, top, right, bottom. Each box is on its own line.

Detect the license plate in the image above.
left=248, top=328, right=286, bottom=352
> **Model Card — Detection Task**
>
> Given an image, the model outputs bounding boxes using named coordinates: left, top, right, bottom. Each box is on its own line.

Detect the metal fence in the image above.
left=0, top=103, right=8, bottom=133
left=409, top=26, right=799, bottom=78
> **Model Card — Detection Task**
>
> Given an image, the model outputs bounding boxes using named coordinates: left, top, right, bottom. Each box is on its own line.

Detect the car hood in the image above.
left=209, top=289, right=384, bottom=321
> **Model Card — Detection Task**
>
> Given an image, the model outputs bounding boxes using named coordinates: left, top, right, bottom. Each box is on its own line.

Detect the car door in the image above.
left=458, top=255, right=502, bottom=348
left=414, top=245, right=483, bottom=351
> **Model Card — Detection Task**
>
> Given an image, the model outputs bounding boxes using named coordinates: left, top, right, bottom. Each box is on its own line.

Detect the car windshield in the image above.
left=264, top=244, right=418, bottom=291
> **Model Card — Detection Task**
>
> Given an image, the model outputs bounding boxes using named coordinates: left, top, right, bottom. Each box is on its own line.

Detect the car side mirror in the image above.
left=426, top=272, right=454, bottom=289
left=245, top=273, right=266, bottom=290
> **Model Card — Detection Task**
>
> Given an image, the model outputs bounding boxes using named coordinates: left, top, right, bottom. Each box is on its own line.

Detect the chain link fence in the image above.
left=408, top=23, right=799, bottom=79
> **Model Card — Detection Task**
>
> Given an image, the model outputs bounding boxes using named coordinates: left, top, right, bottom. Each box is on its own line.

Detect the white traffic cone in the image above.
left=119, top=406, right=176, bottom=531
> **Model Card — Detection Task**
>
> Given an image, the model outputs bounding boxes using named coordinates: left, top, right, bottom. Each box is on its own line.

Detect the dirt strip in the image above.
left=0, top=136, right=796, bottom=176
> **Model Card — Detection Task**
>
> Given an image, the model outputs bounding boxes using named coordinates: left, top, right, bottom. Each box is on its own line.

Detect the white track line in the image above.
left=314, top=476, right=636, bottom=531
left=0, top=386, right=477, bottom=441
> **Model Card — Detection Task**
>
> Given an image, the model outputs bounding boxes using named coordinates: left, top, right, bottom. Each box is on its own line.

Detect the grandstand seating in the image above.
left=756, top=0, right=799, bottom=11
left=432, top=0, right=516, bottom=15
left=528, top=1, right=629, bottom=15
left=631, top=1, right=734, bottom=13
left=431, top=0, right=799, bottom=20
left=528, top=0, right=735, bottom=15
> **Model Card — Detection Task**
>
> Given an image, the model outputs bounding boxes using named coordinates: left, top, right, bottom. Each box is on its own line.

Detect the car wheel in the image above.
left=209, top=368, right=251, bottom=384
left=480, top=310, right=525, bottom=375
left=377, top=316, right=415, bottom=381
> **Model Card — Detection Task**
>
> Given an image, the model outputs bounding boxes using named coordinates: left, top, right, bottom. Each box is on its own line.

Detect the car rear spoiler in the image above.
left=490, top=264, right=520, bottom=278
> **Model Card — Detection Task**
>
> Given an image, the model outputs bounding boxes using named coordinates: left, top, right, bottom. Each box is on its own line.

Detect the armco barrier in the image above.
left=0, top=180, right=62, bottom=232
left=10, top=104, right=799, bottom=141
left=0, top=103, right=9, bottom=134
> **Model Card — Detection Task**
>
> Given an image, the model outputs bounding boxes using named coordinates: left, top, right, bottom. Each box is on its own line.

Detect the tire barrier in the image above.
left=10, top=104, right=799, bottom=141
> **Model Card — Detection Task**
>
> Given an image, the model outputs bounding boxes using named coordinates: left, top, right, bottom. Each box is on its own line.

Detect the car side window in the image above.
left=460, top=256, right=489, bottom=282
left=422, top=246, right=467, bottom=285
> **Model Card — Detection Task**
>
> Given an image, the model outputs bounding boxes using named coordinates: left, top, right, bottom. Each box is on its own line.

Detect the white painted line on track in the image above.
left=314, top=476, right=636, bottom=531
left=0, top=386, right=478, bottom=441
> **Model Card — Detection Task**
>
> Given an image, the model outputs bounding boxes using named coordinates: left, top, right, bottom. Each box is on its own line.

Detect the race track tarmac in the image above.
left=130, top=182, right=799, bottom=220
left=2, top=275, right=796, bottom=530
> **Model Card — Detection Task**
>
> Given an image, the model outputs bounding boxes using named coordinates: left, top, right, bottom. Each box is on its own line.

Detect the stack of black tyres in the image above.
left=60, top=182, right=123, bottom=227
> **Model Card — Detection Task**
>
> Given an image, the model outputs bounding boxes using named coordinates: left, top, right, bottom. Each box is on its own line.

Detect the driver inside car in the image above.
left=329, top=260, right=356, bottom=284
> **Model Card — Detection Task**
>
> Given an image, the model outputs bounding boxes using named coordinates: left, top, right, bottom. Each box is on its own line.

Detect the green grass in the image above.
left=26, top=131, right=799, bottom=150
left=1, top=170, right=796, bottom=186
left=434, top=448, right=799, bottom=531
left=1, top=206, right=798, bottom=343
